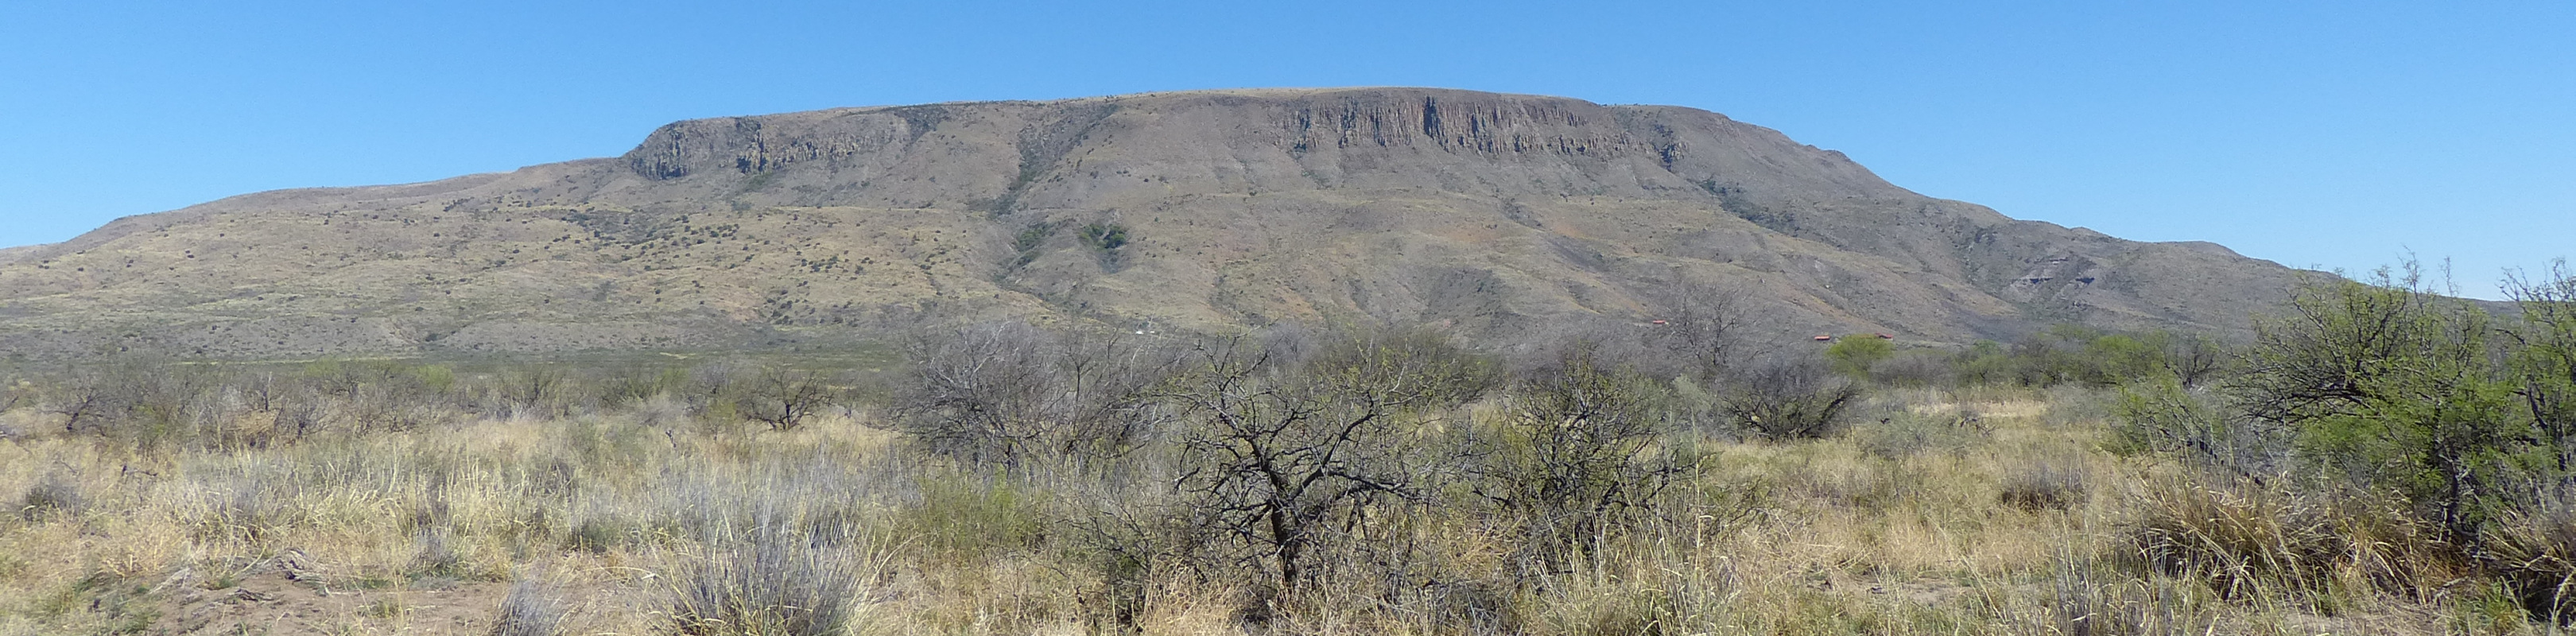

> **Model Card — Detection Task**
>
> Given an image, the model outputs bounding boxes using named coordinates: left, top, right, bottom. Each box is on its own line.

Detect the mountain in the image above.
left=0, top=87, right=2302, bottom=360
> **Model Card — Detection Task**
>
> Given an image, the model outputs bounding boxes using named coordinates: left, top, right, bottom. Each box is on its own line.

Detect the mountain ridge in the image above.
left=0, top=87, right=2303, bottom=360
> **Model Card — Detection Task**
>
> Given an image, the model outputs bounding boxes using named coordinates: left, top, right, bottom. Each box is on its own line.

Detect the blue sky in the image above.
left=3, top=1, right=2569, bottom=297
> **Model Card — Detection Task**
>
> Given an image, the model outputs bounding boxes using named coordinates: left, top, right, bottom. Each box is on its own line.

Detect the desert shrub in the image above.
left=893, top=320, right=1176, bottom=466
left=893, top=321, right=1060, bottom=463
left=896, top=473, right=1049, bottom=561
left=630, top=393, right=695, bottom=431
left=1079, top=223, right=1134, bottom=270
left=490, top=366, right=572, bottom=420
left=210, top=371, right=309, bottom=448
left=301, top=359, right=458, bottom=432
left=1822, top=335, right=1893, bottom=378
left=1722, top=355, right=1860, bottom=440
left=1852, top=405, right=1986, bottom=460
left=17, top=471, right=83, bottom=520
left=1078, top=222, right=1128, bottom=250
left=2237, top=266, right=2533, bottom=544
left=1868, top=349, right=1954, bottom=387
left=1997, top=455, right=2089, bottom=512
left=2481, top=261, right=2576, bottom=621
left=2109, top=376, right=2284, bottom=478
left=1951, top=339, right=2018, bottom=386
left=2109, top=261, right=2576, bottom=621
left=1057, top=478, right=1204, bottom=635
left=47, top=355, right=223, bottom=447
left=685, top=363, right=750, bottom=425
left=1010, top=221, right=1057, bottom=267
left=564, top=510, right=634, bottom=555
left=1478, top=339, right=1697, bottom=565
left=601, top=365, right=691, bottom=409
left=2508, top=260, right=2576, bottom=488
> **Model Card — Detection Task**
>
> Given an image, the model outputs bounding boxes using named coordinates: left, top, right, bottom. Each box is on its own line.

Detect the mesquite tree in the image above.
left=893, top=320, right=1177, bottom=466
left=1159, top=327, right=1495, bottom=589
left=1476, top=339, right=1696, bottom=568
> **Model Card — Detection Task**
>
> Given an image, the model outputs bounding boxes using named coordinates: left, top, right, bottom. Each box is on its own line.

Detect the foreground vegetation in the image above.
left=4, top=262, right=2574, bottom=635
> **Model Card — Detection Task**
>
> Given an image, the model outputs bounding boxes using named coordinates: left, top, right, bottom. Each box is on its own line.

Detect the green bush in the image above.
left=1822, top=335, right=1892, bottom=378
left=2109, top=376, right=2281, bottom=478
left=2236, top=266, right=2525, bottom=542
left=1946, top=325, right=2227, bottom=389
left=1078, top=222, right=1128, bottom=250
left=2114, top=259, right=2576, bottom=619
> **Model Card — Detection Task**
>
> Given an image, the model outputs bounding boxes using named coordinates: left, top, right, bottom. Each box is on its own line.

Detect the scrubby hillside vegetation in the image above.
left=0, top=88, right=2306, bottom=361
left=2, top=261, right=2571, bottom=635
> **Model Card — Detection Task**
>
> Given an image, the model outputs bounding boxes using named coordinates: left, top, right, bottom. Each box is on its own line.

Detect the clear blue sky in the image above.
left=4, top=1, right=2569, bottom=297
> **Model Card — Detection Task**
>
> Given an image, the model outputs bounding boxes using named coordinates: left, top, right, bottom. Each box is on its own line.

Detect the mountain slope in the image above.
left=0, top=87, right=2302, bottom=359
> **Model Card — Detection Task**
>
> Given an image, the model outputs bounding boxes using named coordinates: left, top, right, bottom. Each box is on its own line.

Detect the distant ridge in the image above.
left=0, top=87, right=2302, bottom=359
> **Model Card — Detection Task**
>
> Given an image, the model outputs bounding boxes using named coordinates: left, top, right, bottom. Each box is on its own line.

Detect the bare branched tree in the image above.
left=735, top=366, right=837, bottom=432
left=48, top=356, right=219, bottom=445
left=894, top=320, right=1178, bottom=467
left=1646, top=281, right=1750, bottom=383
left=1724, top=355, right=1861, bottom=440
left=1158, top=326, right=1496, bottom=589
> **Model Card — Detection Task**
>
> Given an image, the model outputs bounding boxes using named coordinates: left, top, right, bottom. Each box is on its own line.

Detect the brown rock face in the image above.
left=0, top=88, right=2299, bottom=359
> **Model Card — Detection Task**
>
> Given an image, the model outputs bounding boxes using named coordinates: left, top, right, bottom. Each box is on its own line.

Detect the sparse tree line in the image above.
left=2, top=356, right=852, bottom=449
left=2, top=283, right=1860, bottom=631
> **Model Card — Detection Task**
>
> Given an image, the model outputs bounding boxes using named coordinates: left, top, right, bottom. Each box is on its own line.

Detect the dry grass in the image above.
left=0, top=385, right=2525, bottom=635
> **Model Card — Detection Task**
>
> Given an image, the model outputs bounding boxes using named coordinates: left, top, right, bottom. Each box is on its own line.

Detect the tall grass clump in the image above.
left=669, top=510, right=880, bottom=636
left=2123, top=475, right=2451, bottom=611
left=2480, top=505, right=2576, bottom=624
left=490, top=578, right=571, bottom=636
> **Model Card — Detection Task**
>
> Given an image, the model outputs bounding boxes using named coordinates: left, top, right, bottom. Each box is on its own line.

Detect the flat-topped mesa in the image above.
left=0, top=87, right=2306, bottom=359
left=615, top=88, right=1913, bottom=211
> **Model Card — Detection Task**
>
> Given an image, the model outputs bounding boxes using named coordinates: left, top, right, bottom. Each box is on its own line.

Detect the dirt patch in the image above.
left=145, top=552, right=505, bottom=635
left=1907, top=400, right=2046, bottom=421
left=138, top=550, right=655, bottom=636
